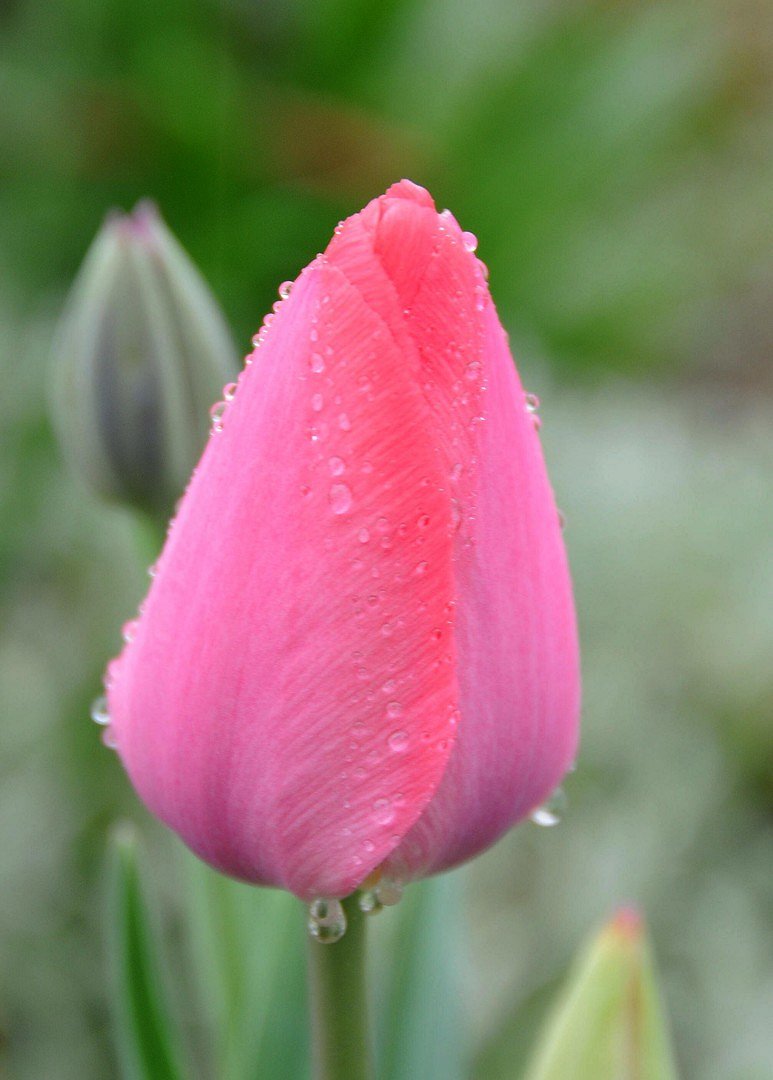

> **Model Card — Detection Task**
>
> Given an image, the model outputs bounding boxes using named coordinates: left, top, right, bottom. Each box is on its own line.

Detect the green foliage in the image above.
left=106, top=826, right=186, bottom=1080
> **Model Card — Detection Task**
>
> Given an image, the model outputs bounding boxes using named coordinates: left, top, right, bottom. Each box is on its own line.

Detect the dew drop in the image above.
left=375, top=877, right=403, bottom=906
left=223, top=382, right=238, bottom=402
left=558, top=509, right=566, bottom=529
left=90, top=695, right=110, bottom=726
left=101, top=727, right=119, bottom=749
left=307, top=898, right=347, bottom=944
left=147, top=562, right=158, bottom=578
left=328, top=456, right=345, bottom=476
left=358, top=890, right=383, bottom=915
left=329, top=483, right=352, bottom=515
left=122, top=619, right=139, bottom=644
left=450, top=463, right=463, bottom=482
left=310, top=352, right=325, bottom=373
left=209, top=401, right=227, bottom=433
left=358, top=527, right=370, bottom=544
left=373, top=797, right=394, bottom=825
left=278, top=280, right=293, bottom=300
left=465, top=360, right=482, bottom=382
left=388, top=730, right=409, bottom=752
left=312, top=392, right=324, bottom=412
left=530, top=786, right=567, bottom=827
left=338, top=413, right=351, bottom=431
left=413, top=560, right=428, bottom=577
left=363, top=839, right=375, bottom=853
left=461, top=230, right=478, bottom=253
left=525, top=392, right=540, bottom=414
left=417, top=513, right=430, bottom=530
left=386, top=701, right=403, bottom=719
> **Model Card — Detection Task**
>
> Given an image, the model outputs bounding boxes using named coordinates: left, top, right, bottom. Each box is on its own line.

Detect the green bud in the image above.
left=523, top=908, right=680, bottom=1080
left=52, top=202, right=239, bottom=521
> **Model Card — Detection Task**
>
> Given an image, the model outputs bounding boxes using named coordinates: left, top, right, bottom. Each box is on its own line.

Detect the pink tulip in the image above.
left=105, top=181, right=580, bottom=901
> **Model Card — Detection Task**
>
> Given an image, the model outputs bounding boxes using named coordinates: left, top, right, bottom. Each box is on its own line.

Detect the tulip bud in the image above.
left=52, top=202, right=239, bottom=520
left=102, top=181, right=580, bottom=902
left=524, top=908, right=679, bottom=1080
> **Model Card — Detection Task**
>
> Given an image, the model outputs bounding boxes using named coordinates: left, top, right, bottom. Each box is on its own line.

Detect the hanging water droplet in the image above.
left=388, top=729, right=408, bottom=752
left=525, top=392, right=540, bottom=414
left=358, top=890, right=383, bottom=915
left=223, top=382, right=238, bottom=402
left=90, top=695, right=110, bottom=726
left=210, top=401, right=227, bottom=433
left=101, top=726, right=118, bottom=749
left=251, top=332, right=262, bottom=347
left=530, top=786, right=567, bottom=827
left=147, top=562, right=158, bottom=578
left=278, top=280, right=293, bottom=300
left=461, top=231, right=478, bottom=253
left=307, top=898, right=347, bottom=944
left=375, top=876, right=403, bottom=907
left=329, top=483, right=352, bottom=515
left=328, top=456, right=345, bottom=476
left=122, top=619, right=139, bottom=644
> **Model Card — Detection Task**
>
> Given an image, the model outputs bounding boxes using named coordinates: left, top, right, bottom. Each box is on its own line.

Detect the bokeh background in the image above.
left=2, top=1, right=772, bottom=1077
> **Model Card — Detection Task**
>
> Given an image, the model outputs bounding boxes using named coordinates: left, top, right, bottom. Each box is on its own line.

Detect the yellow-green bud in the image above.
left=52, top=202, right=239, bottom=521
left=524, top=908, right=679, bottom=1080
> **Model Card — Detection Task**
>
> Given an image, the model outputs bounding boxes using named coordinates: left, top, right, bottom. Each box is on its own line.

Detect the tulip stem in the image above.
left=307, top=893, right=372, bottom=1080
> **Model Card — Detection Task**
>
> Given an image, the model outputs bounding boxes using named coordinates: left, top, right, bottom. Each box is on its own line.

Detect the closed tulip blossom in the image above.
left=103, top=181, right=580, bottom=909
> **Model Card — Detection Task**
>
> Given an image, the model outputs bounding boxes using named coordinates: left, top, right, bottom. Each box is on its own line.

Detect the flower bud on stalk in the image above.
left=52, top=202, right=238, bottom=521
left=102, top=181, right=580, bottom=904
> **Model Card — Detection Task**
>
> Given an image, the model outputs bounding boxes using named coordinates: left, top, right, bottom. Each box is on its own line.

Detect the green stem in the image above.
left=307, top=894, right=372, bottom=1080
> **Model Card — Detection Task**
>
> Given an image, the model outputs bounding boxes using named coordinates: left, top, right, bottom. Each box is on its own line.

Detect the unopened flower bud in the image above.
left=52, top=202, right=238, bottom=520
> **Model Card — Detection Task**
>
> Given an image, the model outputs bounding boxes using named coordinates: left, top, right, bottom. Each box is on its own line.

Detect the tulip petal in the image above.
left=386, top=268, right=580, bottom=880
left=108, top=187, right=481, bottom=899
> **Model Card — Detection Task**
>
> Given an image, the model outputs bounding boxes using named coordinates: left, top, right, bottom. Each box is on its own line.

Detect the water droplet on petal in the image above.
left=307, top=898, right=347, bottom=943
left=312, top=392, right=324, bottom=412
left=462, top=231, right=478, bottom=252
left=375, top=877, right=403, bottom=906
left=358, top=527, right=370, bottom=544
left=122, top=619, right=139, bottom=644
left=525, top=392, right=540, bottom=414
left=413, top=560, right=428, bottom=577
left=328, top=456, right=345, bottom=476
left=90, top=695, right=110, bottom=725
left=388, top=730, right=408, bottom=752
left=465, top=360, right=482, bottom=382
left=278, top=280, right=293, bottom=300
left=373, top=797, right=394, bottom=825
left=530, top=786, right=567, bottom=827
left=209, top=401, right=227, bottom=433
left=329, top=483, right=352, bottom=515
left=223, top=382, right=238, bottom=402
left=558, top=509, right=566, bottom=530
left=101, top=726, right=118, bottom=749
left=386, top=702, right=402, bottom=719
left=310, top=352, right=325, bottom=373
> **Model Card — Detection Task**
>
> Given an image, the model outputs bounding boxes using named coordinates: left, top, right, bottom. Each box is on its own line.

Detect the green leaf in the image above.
left=182, top=851, right=308, bottom=1080
left=522, top=909, right=679, bottom=1080
left=379, top=871, right=468, bottom=1080
left=106, top=825, right=186, bottom=1080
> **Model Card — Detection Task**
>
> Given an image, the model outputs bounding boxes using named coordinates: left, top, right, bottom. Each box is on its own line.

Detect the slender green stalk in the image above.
left=307, top=894, right=372, bottom=1080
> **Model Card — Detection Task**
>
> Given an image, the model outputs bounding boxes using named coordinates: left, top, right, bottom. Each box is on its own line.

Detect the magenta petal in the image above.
left=108, top=205, right=469, bottom=899
left=385, top=282, right=580, bottom=881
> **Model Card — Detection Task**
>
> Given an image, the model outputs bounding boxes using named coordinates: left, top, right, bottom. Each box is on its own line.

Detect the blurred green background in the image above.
left=1, top=0, right=772, bottom=1077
